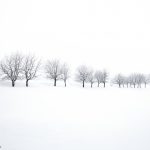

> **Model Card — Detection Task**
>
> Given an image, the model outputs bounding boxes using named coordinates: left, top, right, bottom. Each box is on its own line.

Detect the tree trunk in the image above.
left=26, top=80, right=29, bottom=87
left=83, top=81, right=85, bottom=88
left=91, top=83, right=93, bottom=88
left=54, top=78, right=56, bottom=86
left=12, top=81, right=15, bottom=87
left=119, top=84, right=121, bottom=88
left=64, top=81, right=66, bottom=87
left=145, top=83, right=146, bottom=88
left=134, top=84, right=135, bottom=88
left=98, top=82, right=100, bottom=87
left=103, top=82, right=105, bottom=88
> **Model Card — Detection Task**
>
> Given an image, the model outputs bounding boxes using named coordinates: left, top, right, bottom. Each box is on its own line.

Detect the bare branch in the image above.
left=60, top=63, right=70, bottom=87
left=75, top=65, right=90, bottom=88
left=45, top=59, right=62, bottom=86
left=22, top=55, right=41, bottom=87
left=87, top=69, right=95, bottom=88
left=112, top=74, right=125, bottom=88
left=0, top=53, right=23, bottom=87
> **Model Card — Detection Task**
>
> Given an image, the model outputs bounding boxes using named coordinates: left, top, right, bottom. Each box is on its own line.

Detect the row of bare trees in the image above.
left=75, top=65, right=108, bottom=88
left=0, top=53, right=41, bottom=87
left=45, top=59, right=70, bottom=87
left=112, top=73, right=150, bottom=88
left=0, top=53, right=150, bottom=88
left=0, top=53, right=70, bottom=87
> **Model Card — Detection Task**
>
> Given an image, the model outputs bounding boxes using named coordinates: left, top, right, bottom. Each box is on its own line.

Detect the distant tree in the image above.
left=124, top=76, right=130, bottom=88
left=143, top=74, right=150, bottom=88
left=128, top=74, right=139, bottom=88
left=128, top=74, right=136, bottom=88
left=94, top=71, right=102, bottom=87
left=136, top=73, right=144, bottom=88
left=22, top=55, right=41, bottom=87
left=45, top=59, right=62, bottom=86
left=76, top=65, right=89, bottom=88
left=60, top=63, right=70, bottom=87
left=87, top=69, right=95, bottom=88
left=100, top=70, right=109, bottom=88
left=0, top=53, right=23, bottom=87
left=112, top=74, right=124, bottom=88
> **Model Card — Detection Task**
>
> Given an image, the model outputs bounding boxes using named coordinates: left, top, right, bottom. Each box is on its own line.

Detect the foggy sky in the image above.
left=0, top=0, right=150, bottom=74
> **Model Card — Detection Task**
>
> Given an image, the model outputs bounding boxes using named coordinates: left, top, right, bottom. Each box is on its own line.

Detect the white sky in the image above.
left=0, top=0, right=150, bottom=75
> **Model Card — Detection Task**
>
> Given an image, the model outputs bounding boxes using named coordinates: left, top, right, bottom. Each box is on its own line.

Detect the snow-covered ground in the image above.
left=1, top=0, right=150, bottom=149
left=0, top=81, right=150, bottom=150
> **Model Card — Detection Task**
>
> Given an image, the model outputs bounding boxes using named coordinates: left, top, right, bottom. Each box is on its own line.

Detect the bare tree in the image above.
left=94, top=71, right=102, bottom=87
left=112, top=74, right=125, bottom=88
left=76, top=65, right=89, bottom=88
left=60, top=63, right=70, bottom=87
left=100, top=70, right=108, bottom=88
left=22, top=55, right=41, bottom=87
left=128, top=74, right=138, bottom=88
left=87, top=69, right=95, bottom=88
left=136, top=73, right=144, bottom=88
left=45, top=59, right=62, bottom=86
left=124, top=76, right=130, bottom=88
left=128, top=75, right=133, bottom=88
left=0, top=53, right=23, bottom=87
left=143, top=74, right=150, bottom=88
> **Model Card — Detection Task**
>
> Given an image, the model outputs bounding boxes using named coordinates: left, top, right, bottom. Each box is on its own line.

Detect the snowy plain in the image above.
left=0, top=80, right=150, bottom=150
left=1, top=0, right=150, bottom=149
